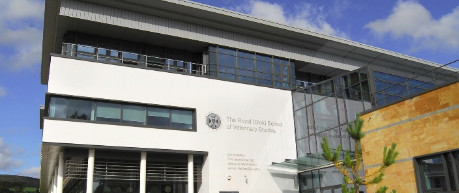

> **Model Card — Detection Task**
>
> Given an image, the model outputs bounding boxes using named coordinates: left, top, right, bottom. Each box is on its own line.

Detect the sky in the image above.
left=0, top=0, right=458, bottom=179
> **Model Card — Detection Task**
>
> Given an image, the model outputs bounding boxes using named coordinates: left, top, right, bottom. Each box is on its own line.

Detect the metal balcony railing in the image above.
left=62, top=43, right=207, bottom=76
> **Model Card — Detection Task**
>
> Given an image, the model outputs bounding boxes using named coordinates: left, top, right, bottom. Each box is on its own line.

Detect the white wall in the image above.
left=44, top=56, right=298, bottom=193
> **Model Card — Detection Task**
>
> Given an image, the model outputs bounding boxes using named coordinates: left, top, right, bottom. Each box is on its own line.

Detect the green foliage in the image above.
left=376, top=186, right=396, bottom=193
left=320, top=114, right=399, bottom=193
left=346, top=113, right=365, bottom=140
left=383, top=143, right=399, bottom=167
left=321, top=137, right=342, bottom=162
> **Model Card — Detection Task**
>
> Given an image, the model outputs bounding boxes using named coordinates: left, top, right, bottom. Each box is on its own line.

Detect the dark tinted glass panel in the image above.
left=67, top=99, right=93, bottom=120
left=374, top=71, right=406, bottom=82
left=419, top=156, right=447, bottom=191
left=122, top=105, right=146, bottom=125
left=147, top=107, right=170, bottom=127
left=299, top=172, right=313, bottom=190
left=171, top=110, right=193, bottom=129
left=49, top=97, right=67, bottom=118
left=297, top=138, right=309, bottom=157
left=96, top=102, right=121, bottom=122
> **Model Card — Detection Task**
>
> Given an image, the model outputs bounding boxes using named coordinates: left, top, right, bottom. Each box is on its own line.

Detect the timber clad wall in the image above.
left=361, top=82, right=459, bottom=192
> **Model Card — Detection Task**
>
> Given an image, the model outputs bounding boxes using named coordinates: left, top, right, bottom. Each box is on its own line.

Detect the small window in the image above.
left=415, top=151, right=459, bottom=192
left=67, top=99, right=94, bottom=120
left=96, top=102, right=121, bottom=122
left=147, top=107, right=170, bottom=127
left=171, top=110, right=193, bottom=129
left=122, top=105, right=145, bottom=125
left=49, top=97, right=67, bottom=118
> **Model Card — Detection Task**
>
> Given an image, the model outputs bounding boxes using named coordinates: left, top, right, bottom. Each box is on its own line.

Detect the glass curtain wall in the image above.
left=208, top=46, right=296, bottom=89
left=373, top=71, right=435, bottom=106
left=293, top=67, right=372, bottom=192
left=293, top=68, right=372, bottom=158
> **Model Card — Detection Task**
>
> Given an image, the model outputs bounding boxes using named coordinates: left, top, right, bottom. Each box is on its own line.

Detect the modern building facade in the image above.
left=39, top=0, right=459, bottom=193
left=361, top=81, right=459, bottom=193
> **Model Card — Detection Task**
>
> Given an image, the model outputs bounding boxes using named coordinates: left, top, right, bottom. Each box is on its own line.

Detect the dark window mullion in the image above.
left=442, top=154, right=452, bottom=191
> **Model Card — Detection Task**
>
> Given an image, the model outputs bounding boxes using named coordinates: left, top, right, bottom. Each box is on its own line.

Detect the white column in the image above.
left=56, top=151, right=64, bottom=193
left=86, top=149, right=95, bottom=193
left=188, top=154, right=194, bottom=193
left=53, top=166, right=58, bottom=193
left=140, top=152, right=147, bottom=193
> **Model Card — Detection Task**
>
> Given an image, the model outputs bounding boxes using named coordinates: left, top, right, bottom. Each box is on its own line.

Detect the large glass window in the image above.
left=96, top=102, right=121, bottom=123
left=67, top=99, right=94, bottom=120
left=373, top=71, right=435, bottom=106
left=208, top=46, right=295, bottom=89
left=415, top=150, right=459, bottom=192
left=147, top=107, right=171, bottom=127
left=47, top=96, right=195, bottom=130
left=49, top=97, right=67, bottom=118
left=122, top=105, right=146, bottom=125
left=171, top=110, right=193, bottom=129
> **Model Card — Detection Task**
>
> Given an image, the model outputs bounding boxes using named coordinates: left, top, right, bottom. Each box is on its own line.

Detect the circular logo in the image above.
left=206, top=113, right=221, bottom=129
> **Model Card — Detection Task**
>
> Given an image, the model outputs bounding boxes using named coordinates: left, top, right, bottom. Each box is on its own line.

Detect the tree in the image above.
left=320, top=114, right=399, bottom=193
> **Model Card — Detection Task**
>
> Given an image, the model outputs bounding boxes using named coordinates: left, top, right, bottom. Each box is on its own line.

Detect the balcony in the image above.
left=61, top=43, right=207, bottom=76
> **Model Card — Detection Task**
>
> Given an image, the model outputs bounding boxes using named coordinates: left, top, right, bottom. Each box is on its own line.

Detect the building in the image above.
left=361, top=81, right=459, bottom=193
left=39, top=0, right=459, bottom=193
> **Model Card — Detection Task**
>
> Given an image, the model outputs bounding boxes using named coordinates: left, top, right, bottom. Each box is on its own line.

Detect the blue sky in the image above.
left=0, top=0, right=458, bottom=178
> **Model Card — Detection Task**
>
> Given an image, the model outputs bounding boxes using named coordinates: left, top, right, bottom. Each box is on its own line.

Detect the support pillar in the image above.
left=188, top=154, right=194, bottom=193
left=53, top=166, right=58, bottom=193
left=56, top=151, right=64, bottom=193
left=140, top=152, right=147, bottom=193
left=86, top=149, right=95, bottom=193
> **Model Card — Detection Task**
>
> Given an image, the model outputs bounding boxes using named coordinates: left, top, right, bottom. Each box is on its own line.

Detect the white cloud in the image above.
left=19, top=167, right=40, bottom=178
left=0, top=86, right=6, bottom=97
left=0, top=0, right=44, bottom=71
left=232, top=1, right=348, bottom=38
left=0, top=137, right=22, bottom=171
left=365, top=1, right=459, bottom=51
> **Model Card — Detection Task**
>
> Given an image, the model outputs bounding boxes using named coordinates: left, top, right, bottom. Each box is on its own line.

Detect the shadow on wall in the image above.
left=267, top=167, right=299, bottom=193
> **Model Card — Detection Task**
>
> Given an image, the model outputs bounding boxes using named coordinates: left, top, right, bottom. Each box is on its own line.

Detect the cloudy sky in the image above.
left=0, top=0, right=458, bottom=178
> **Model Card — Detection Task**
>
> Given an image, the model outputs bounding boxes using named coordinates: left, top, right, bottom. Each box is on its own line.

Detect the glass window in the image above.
left=147, top=107, right=170, bottom=127
left=295, top=108, right=307, bottom=139
left=419, top=155, right=447, bottom=191
left=122, top=105, right=145, bottom=125
left=67, top=99, right=94, bottom=120
left=96, top=102, right=121, bottom=122
left=299, top=172, right=313, bottom=190
left=171, top=110, right=193, bottom=129
left=49, top=97, right=67, bottom=118
left=297, top=138, right=309, bottom=158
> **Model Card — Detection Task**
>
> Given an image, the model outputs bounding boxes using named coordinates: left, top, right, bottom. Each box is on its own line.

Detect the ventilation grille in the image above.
left=64, top=159, right=202, bottom=182
left=94, top=160, right=140, bottom=181
left=146, top=162, right=202, bottom=182
left=65, top=159, right=88, bottom=179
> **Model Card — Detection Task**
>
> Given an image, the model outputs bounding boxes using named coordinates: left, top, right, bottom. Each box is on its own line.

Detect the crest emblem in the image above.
left=206, top=113, right=221, bottom=129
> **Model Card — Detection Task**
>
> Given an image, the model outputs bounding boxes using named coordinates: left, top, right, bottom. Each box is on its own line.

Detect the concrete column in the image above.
left=56, top=151, right=64, bottom=193
left=140, top=152, right=147, bottom=193
left=53, top=166, right=58, bottom=193
left=188, top=154, right=194, bottom=193
left=86, top=149, right=95, bottom=193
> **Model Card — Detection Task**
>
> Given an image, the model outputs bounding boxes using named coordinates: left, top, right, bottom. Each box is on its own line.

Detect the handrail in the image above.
left=62, top=43, right=208, bottom=76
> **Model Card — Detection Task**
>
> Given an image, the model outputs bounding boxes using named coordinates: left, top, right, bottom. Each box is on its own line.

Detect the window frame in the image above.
left=414, top=149, right=459, bottom=193
left=44, top=94, right=197, bottom=132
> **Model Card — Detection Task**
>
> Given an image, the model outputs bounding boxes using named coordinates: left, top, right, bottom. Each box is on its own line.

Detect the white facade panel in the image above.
left=59, top=0, right=359, bottom=71
left=45, top=56, right=298, bottom=193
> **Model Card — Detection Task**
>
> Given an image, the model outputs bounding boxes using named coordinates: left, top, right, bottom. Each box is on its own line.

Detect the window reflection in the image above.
left=47, top=96, right=195, bottom=130
left=68, top=99, right=94, bottom=120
